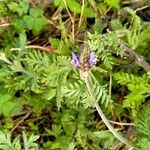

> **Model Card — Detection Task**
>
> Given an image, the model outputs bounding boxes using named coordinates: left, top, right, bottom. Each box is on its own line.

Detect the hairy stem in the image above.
left=84, top=77, right=133, bottom=148
left=119, top=41, right=150, bottom=71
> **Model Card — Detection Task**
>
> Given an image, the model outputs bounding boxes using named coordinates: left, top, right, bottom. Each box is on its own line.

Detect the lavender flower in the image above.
left=89, top=52, right=97, bottom=66
left=71, top=52, right=97, bottom=68
left=70, top=53, right=80, bottom=67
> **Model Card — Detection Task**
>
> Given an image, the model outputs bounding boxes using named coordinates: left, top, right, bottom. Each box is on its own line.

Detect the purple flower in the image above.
left=70, top=53, right=80, bottom=67
left=71, top=52, right=97, bottom=68
left=89, top=52, right=97, bottom=66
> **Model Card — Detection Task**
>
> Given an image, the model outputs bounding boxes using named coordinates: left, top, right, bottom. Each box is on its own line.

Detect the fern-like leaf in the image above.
left=134, top=104, right=150, bottom=149
left=114, top=72, right=150, bottom=108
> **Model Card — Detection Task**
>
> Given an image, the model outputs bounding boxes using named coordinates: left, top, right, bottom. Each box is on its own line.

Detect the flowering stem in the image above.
left=83, top=76, right=133, bottom=148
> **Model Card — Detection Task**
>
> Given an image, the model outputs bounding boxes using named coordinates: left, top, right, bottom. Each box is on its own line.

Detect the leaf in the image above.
left=67, top=142, right=76, bottom=150
left=53, top=0, right=65, bottom=8
left=33, top=17, right=48, bottom=35
left=0, top=131, right=21, bottom=150
left=8, top=1, right=29, bottom=16
left=114, top=72, right=150, bottom=108
left=137, top=138, right=150, bottom=150
left=23, top=132, right=39, bottom=150
left=134, top=104, right=150, bottom=138
left=19, top=31, right=27, bottom=48
left=134, top=104, right=150, bottom=149
left=23, top=8, right=48, bottom=35
left=23, top=15, right=34, bottom=30
left=92, top=131, right=116, bottom=149
left=24, top=94, right=49, bottom=115
left=105, top=0, right=120, bottom=9
left=98, top=2, right=107, bottom=14
left=30, top=8, right=44, bottom=17
left=66, top=0, right=81, bottom=14
left=45, top=125, right=62, bottom=138
left=13, top=18, right=27, bottom=31
left=60, top=0, right=95, bottom=17
left=0, top=93, right=20, bottom=116
left=43, top=88, right=56, bottom=100
left=111, top=19, right=124, bottom=30
left=83, top=7, right=95, bottom=18
left=123, top=92, right=146, bottom=108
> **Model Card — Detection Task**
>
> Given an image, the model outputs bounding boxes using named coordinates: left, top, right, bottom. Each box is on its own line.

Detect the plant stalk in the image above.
left=84, top=77, right=133, bottom=148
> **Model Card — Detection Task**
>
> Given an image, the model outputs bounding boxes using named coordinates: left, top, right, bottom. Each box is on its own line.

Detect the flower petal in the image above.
left=89, top=52, right=97, bottom=66
left=70, top=53, right=80, bottom=67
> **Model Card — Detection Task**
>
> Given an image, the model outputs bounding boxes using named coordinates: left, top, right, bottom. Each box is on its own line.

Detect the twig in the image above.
left=113, top=127, right=136, bottom=150
left=63, top=0, right=75, bottom=40
left=135, top=5, right=149, bottom=12
left=48, top=19, right=61, bottom=30
left=104, top=6, right=111, bottom=16
left=10, top=45, right=55, bottom=53
left=86, top=142, right=95, bottom=150
left=108, top=120, right=135, bottom=126
left=0, top=23, right=10, bottom=27
left=119, top=41, right=150, bottom=71
left=78, top=0, right=85, bottom=28
left=88, top=0, right=99, bottom=15
left=10, top=110, right=32, bottom=133
left=107, top=29, right=150, bottom=71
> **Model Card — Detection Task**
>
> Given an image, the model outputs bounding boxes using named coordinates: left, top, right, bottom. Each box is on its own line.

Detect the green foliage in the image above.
left=104, top=0, right=120, bottom=9
left=23, top=8, right=48, bottom=35
left=0, top=86, right=21, bottom=116
left=92, top=131, right=116, bottom=149
left=134, top=104, right=150, bottom=149
left=0, top=93, right=20, bottom=116
left=8, top=0, right=29, bottom=16
left=125, top=7, right=142, bottom=49
left=50, top=37, right=73, bottom=54
left=62, top=72, right=110, bottom=108
left=0, top=0, right=150, bottom=149
left=23, top=132, right=39, bottom=150
left=113, top=72, right=150, bottom=108
left=53, top=0, right=95, bottom=17
left=4, top=47, right=71, bottom=113
left=43, top=108, right=95, bottom=149
left=88, top=32, right=115, bottom=69
left=66, top=0, right=82, bottom=14
left=0, top=131, right=39, bottom=150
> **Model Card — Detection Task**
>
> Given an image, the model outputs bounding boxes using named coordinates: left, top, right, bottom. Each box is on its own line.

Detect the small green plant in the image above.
left=0, top=0, right=150, bottom=149
left=0, top=131, right=39, bottom=150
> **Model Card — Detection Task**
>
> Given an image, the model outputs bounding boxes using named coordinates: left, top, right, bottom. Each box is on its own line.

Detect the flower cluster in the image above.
left=71, top=52, right=97, bottom=68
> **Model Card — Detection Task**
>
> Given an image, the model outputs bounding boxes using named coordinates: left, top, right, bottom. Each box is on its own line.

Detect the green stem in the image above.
left=84, top=77, right=133, bottom=148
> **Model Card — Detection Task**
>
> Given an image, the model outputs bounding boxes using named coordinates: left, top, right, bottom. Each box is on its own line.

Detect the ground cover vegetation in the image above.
left=0, top=0, right=150, bottom=149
